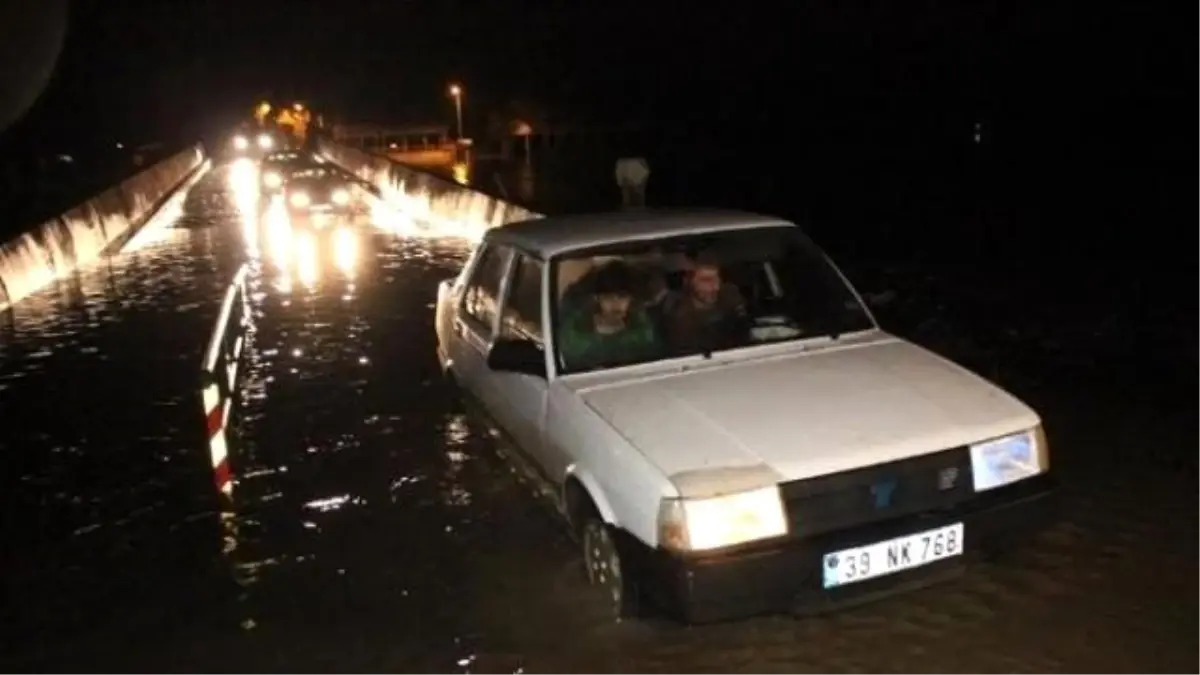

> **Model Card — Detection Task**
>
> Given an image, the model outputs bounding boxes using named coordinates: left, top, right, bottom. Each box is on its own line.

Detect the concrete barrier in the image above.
left=317, top=139, right=543, bottom=240
left=0, top=144, right=205, bottom=312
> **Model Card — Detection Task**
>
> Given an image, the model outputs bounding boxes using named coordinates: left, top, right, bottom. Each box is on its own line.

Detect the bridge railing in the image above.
left=0, top=144, right=207, bottom=312
left=317, top=138, right=544, bottom=240
left=199, top=263, right=250, bottom=497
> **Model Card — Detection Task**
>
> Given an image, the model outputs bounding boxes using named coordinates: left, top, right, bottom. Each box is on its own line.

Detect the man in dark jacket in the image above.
left=662, top=251, right=747, bottom=353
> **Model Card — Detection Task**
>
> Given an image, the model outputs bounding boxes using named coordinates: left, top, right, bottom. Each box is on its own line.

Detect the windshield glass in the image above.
left=551, top=224, right=875, bottom=374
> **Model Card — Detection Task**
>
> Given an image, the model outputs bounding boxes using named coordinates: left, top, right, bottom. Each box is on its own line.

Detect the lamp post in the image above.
left=448, top=84, right=463, bottom=140
left=514, top=121, right=533, bottom=167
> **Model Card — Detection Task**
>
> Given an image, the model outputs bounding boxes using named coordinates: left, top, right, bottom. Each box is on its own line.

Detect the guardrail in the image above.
left=200, top=263, right=250, bottom=497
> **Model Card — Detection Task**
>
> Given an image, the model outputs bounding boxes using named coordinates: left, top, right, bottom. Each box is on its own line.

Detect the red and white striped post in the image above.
left=201, top=264, right=249, bottom=498
left=203, top=379, right=233, bottom=496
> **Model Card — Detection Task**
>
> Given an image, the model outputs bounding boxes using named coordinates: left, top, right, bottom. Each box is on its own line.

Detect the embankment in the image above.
left=317, top=139, right=543, bottom=239
left=0, top=145, right=206, bottom=312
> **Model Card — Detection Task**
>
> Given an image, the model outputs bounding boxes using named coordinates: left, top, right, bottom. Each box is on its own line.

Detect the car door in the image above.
left=489, top=252, right=552, bottom=474
left=448, top=242, right=512, bottom=405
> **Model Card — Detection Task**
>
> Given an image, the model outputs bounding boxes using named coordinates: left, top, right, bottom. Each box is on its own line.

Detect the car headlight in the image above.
left=331, top=188, right=350, bottom=205
left=262, top=171, right=282, bottom=188
left=257, top=134, right=273, bottom=149
left=969, top=425, right=1049, bottom=492
left=657, top=485, right=788, bottom=552
left=289, top=191, right=310, bottom=208
left=232, top=135, right=249, bottom=150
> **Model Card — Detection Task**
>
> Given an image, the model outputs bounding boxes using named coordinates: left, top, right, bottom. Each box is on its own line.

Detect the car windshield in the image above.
left=551, top=224, right=875, bottom=375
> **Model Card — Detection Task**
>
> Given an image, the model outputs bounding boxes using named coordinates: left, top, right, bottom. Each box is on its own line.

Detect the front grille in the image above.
left=780, top=446, right=974, bottom=537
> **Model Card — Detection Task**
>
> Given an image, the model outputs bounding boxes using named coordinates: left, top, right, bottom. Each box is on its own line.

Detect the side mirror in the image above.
left=487, top=338, right=547, bottom=378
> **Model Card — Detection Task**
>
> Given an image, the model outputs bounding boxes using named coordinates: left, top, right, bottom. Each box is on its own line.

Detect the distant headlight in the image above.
left=658, top=485, right=788, bottom=552
left=257, top=133, right=273, bottom=149
left=969, top=425, right=1049, bottom=492
left=289, top=191, right=310, bottom=208
left=232, top=135, right=249, bottom=150
left=331, top=187, right=350, bottom=205
left=262, top=171, right=282, bottom=188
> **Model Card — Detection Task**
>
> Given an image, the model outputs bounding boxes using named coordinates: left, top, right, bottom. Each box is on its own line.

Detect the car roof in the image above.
left=483, top=208, right=797, bottom=259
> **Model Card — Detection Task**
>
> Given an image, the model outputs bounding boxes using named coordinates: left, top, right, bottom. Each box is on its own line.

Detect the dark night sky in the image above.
left=0, top=0, right=1185, bottom=164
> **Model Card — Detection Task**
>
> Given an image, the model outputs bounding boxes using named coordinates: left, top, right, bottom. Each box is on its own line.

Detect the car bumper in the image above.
left=637, top=473, right=1057, bottom=624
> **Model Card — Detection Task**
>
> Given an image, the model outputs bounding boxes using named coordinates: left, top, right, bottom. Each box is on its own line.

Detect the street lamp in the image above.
left=448, top=84, right=463, bottom=140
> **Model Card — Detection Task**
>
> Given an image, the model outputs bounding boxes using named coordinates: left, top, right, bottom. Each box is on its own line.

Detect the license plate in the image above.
left=822, top=522, right=964, bottom=589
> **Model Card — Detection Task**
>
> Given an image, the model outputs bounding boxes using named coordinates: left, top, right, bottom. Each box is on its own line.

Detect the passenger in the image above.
left=663, top=251, right=748, bottom=353
left=558, top=260, right=660, bottom=369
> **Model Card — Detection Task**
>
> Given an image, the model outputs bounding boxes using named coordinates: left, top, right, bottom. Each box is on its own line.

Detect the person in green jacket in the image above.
left=558, top=260, right=660, bottom=371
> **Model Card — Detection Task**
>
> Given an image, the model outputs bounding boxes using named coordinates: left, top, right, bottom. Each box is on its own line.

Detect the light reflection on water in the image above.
left=203, top=156, right=490, bottom=657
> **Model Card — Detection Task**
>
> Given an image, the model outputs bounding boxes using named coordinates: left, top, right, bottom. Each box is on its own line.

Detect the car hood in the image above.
left=570, top=334, right=1039, bottom=496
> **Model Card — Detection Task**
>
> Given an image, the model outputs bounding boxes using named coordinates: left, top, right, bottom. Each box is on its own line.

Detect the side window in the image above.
left=501, top=255, right=544, bottom=342
left=462, top=244, right=511, bottom=335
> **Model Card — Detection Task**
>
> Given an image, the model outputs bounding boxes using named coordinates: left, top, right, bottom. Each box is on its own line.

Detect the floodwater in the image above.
left=0, top=159, right=1195, bottom=673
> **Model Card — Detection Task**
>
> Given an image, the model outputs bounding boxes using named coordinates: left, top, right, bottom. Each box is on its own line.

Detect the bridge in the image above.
left=0, top=133, right=1193, bottom=672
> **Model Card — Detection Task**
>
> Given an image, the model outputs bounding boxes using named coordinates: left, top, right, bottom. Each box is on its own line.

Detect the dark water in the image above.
left=0, top=160, right=1195, bottom=672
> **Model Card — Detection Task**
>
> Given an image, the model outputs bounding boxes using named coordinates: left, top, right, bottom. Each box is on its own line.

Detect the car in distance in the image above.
left=259, top=150, right=309, bottom=194
left=231, top=128, right=277, bottom=158
left=433, top=208, right=1056, bottom=624
left=282, top=166, right=358, bottom=223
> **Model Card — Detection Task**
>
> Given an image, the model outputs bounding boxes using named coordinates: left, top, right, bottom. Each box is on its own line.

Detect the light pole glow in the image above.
left=448, top=84, right=464, bottom=139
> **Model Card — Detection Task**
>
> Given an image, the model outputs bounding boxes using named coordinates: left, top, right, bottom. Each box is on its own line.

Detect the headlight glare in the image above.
left=658, top=485, right=788, bottom=552
left=263, top=171, right=282, bottom=188
left=331, top=188, right=350, bottom=205
left=289, top=191, right=310, bottom=208
left=969, top=426, right=1048, bottom=492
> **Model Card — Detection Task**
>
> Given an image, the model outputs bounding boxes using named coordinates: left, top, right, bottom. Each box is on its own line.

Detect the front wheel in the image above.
left=582, top=518, right=640, bottom=621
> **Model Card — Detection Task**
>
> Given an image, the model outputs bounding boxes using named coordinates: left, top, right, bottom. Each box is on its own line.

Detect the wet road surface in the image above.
left=0, top=159, right=1195, bottom=673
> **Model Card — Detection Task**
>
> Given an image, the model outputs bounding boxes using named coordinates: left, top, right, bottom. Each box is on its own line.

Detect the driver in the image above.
left=662, top=250, right=747, bottom=352
left=558, top=260, right=659, bottom=369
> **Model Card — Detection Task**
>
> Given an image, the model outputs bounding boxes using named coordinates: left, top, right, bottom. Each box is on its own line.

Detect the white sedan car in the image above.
left=434, top=209, right=1055, bottom=623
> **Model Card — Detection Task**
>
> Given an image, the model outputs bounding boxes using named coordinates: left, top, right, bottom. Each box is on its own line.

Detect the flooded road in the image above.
left=0, top=160, right=1195, bottom=673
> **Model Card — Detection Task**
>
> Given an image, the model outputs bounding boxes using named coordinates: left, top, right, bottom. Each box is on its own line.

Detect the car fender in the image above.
left=547, top=391, right=671, bottom=547
left=563, top=464, right=618, bottom=525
